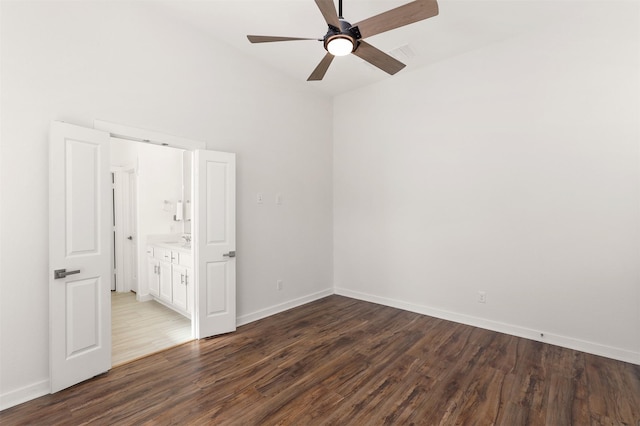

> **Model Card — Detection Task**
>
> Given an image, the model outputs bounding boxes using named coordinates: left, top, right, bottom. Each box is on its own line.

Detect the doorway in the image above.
left=50, top=120, right=237, bottom=392
left=110, top=137, right=193, bottom=365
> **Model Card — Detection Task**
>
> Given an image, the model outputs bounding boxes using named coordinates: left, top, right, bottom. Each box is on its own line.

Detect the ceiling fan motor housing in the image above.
left=324, top=19, right=361, bottom=54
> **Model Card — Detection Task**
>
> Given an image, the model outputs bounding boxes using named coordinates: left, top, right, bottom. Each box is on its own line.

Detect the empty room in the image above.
left=0, top=0, right=638, bottom=424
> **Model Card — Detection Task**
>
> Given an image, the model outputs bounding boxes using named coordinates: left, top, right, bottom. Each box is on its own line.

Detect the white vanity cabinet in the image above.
left=146, top=243, right=193, bottom=317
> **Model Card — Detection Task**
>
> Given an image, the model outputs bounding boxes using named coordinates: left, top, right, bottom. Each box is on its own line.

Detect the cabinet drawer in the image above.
left=154, top=248, right=167, bottom=261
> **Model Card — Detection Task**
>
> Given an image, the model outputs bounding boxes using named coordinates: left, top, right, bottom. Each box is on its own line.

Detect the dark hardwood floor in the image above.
left=2, top=295, right=639, bottom=425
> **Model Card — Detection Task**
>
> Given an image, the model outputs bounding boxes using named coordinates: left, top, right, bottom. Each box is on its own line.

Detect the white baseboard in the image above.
left=335, top=287, right=640, bottom=366
left=0, top=379, right=49, bottom=411
left=136, top=293, right=153, bottom=302
left=237, top=288, right=334, bottom=327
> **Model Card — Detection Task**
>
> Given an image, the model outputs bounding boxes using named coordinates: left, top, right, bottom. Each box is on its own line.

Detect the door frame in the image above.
left=95, top=120, right=206, bottom=151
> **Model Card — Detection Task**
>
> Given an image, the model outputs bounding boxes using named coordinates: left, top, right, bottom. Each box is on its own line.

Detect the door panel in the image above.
left=206, top=262, right=228, bottom=314
left=205, top=161, right=228, bottom=243
left=66, top=139, right=100, bottom=255
left=194, top=150, right=236, bottom=338
left=66, top=278, right=101, bottom=356
left=50, top=121, right=111, bottom=393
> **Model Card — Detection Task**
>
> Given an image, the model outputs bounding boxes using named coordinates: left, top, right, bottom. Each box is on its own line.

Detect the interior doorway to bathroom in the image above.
left=110, top=138, right=193, bottom=365
left=50, top=120, right=237, bottom=391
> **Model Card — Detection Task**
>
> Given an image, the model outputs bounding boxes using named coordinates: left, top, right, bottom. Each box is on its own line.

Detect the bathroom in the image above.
left=110, top=137, right=193, bottom=364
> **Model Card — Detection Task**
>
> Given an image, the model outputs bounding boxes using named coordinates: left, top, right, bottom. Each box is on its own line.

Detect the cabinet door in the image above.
left=159, top=260, right=172, bottom=302
left=148, top=259, right=159, bottom=297
left=172, top=265, right=188, bottom=312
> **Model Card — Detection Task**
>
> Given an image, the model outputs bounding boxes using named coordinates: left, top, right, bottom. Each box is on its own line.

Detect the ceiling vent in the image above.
left=361, top=44, right=416, bottom=71
left=389, top=44, right=416, bottom=62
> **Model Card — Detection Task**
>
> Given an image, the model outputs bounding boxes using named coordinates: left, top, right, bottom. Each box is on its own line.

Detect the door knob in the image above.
left=223, top=251, right=236, bottom=258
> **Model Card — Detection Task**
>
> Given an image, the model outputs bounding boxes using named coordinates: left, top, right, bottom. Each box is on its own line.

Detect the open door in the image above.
left=194, top=149, right=236, bottom=338
left=49, top=121, right=111, bottom=392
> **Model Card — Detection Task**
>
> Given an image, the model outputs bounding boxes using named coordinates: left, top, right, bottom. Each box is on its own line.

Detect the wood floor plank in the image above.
left=2, top=295, right=639, bottom=425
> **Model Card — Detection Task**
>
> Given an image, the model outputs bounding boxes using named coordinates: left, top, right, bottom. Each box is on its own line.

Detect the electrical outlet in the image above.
left=256, top=193, right=264, bottom=204
left=277, top=280, right=283, bottom=291
left=478, top=291, right=487, bottom=304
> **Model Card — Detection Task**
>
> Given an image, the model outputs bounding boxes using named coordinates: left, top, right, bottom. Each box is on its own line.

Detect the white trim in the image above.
left=335, top=287, right=640, bottom=366
left=0, top=379, right=49, bottom=411
left=137, top=293, right=154, bottom=302
left=94, top=120, right=206, bottom=151
left=236, top=288, right=334, bottom=327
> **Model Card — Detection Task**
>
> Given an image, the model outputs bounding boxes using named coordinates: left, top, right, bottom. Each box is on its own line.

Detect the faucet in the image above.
left=181, top=234, right=192, bottom=247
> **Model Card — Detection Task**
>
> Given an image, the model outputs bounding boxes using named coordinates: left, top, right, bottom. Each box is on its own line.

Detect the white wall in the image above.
left=334, top=2, right=640, bottom=363
left=0, top=1, right=333, bottom=407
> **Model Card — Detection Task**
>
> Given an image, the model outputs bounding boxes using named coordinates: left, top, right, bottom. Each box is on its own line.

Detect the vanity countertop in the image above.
left=154, top=242, right=191, bottom=253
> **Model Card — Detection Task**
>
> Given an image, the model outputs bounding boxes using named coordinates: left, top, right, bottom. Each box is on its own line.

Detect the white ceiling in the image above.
left=153, top=0, right=589, bottom=97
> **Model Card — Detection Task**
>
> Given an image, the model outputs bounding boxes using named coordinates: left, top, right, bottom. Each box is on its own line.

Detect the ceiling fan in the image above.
left=247, top=0, right=439, bottom=81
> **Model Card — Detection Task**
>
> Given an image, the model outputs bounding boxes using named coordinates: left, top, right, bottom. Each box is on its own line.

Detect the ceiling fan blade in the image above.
left=352, top=41, right=406, bottom=75
left=352, top=0, right=439, bottom=39
left=308, top=53, right=335, bottom=81
left=314, top=0, right=341, bottom=29
left=247, top=35, right=319, bottom=43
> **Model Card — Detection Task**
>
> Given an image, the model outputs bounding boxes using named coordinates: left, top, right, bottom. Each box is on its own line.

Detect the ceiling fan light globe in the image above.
left=327, top=37, right=354, bottom=56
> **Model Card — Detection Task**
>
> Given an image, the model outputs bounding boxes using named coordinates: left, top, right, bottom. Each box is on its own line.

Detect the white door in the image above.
left=49, top=121, right=111, bottom=393
left=194, top=150, right=236, bottom=338
left=113, top=168, right=137, bottom=293
left=122, top=170, right=137, bottom=292
left=111, top=167, right=138, bottom=292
